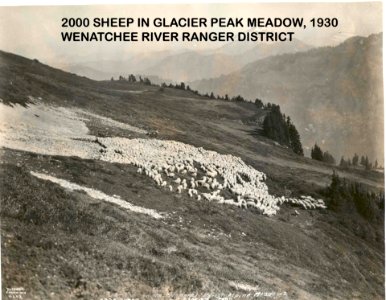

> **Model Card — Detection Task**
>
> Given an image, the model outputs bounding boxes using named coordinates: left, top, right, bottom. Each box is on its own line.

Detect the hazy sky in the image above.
left=0, top=3, right=382, bottom=65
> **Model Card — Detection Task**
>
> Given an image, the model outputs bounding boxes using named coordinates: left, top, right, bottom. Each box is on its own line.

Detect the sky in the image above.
left=0, top=2, right=382, bottom=66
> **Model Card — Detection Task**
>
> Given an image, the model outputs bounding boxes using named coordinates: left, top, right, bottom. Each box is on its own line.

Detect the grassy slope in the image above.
left=0, top=50, right=384, bottom=299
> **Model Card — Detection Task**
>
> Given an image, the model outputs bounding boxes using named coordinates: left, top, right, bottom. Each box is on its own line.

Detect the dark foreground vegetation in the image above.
left=323, top=172, right=384, bottom=224
left=316, top=171, right=385, bottom=250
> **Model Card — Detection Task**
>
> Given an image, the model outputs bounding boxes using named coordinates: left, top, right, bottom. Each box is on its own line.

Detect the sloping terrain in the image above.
left=0, top=50, right=384, bottom=299
left=205, top=37, right=311, bottom=57
left=142, top=39, right=312, bottom=82
left=142, top=51, right=240, bottom=82
left=191, top=33, right=383, bottom=163
left=63, top=39, right=312, bottom=82
left=62, top=50, right=179, bottom=81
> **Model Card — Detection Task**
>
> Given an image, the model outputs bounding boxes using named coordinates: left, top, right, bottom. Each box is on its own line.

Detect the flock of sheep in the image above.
left=97, top=138, right=327, bottom=216
left=0, top=101, right=326, bottom=216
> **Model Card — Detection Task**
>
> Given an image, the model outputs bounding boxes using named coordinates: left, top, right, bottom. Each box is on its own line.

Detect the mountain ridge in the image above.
left=190, top=33, right=383, bottom=163
left=61, top=38, right=313, bottom=82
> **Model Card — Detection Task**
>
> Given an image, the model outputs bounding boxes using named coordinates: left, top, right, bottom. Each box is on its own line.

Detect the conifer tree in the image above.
left=352, top=153, right=359, bottom=166
left=311, top=143, right=324, bottom=161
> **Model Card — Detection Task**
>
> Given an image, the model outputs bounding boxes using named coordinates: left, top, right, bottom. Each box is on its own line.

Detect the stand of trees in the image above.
left=322, top=171, right=384, bottom=222
left=110, top=76, right=306, bottom=157
left=340, top=153, right=380, bottom=170
left=311, top=143, right=336, bottom=165
left=112, top=74, right=152, bottom=85
left=262, top=104, right=304, bottom=156
left=161, top=82, right=267, bottom=104
left=310, top=144, right=381, bottom=170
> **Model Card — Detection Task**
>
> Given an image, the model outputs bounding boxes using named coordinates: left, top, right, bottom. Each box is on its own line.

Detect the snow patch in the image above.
left=30, top=171, right=164, bottom=219
left=228, top=281, right=260, bottom=292
left=0, top=102, right=94, bottom=158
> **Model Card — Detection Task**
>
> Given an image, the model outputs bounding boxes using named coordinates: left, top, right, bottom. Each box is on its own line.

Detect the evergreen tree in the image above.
left=128, top=74, right=137, bottom=82
left=286, top=117, right=303, bottom=156
left=143, top=77, right=151, bottom=85
left=254, top=98, right=264, bottom=109
left=340, top=156, right=348, bottom=167
left=232, top=95, right=244, bottom=102
left=360, top=155, right=366, bottom=167
left=352, top=153, right=359, bottom=166
left=323, top=151, right=335, bottom=165
left=262, top=105, right=290, bottom=146
left=364, top=156, right=371, bottom=170
left=365, top=156, right=369, bottom=168
left=311, top=143, right=324, bottom=161
left=262, top=106, right=303, bottom=156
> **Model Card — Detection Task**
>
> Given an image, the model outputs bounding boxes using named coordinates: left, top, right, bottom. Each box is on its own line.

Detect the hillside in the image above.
left=191, top=33, right=384, bottom=163
left=62, top=39, right=312, bottom=82
left=142, top=51, right=240, bottom=82
left=142, top=39, right=312, bottom=82
left=61, top=64, right=112, bottom=81
left=212, top=37, right=312, bottom=65
left=0, top=50, right=384, bottom=299
left=61, top=49, right=180, bottom=81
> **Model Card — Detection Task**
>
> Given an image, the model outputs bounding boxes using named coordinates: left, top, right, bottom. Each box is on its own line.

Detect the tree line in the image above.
left=159, top=81, right=305, bottom=156
left=311, top=143, right=380, bottom=170
left=322, top=171, right=384, bottom=223
left=111, top=75, right=305, bottom=156
left=112, top=75, right=266, bottom=104
left=112, top=74, right=152, bottom=85
left=340, top=154, right=380, bottom=170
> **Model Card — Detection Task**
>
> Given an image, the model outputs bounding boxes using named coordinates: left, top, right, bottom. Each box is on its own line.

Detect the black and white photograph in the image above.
left=0, top=2, right=384, bottom=299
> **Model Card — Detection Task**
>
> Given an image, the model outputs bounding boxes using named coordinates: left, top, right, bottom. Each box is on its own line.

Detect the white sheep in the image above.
left=177, top=185, right=183, bottom=193
left=90, top=137, right=326, bottom=216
